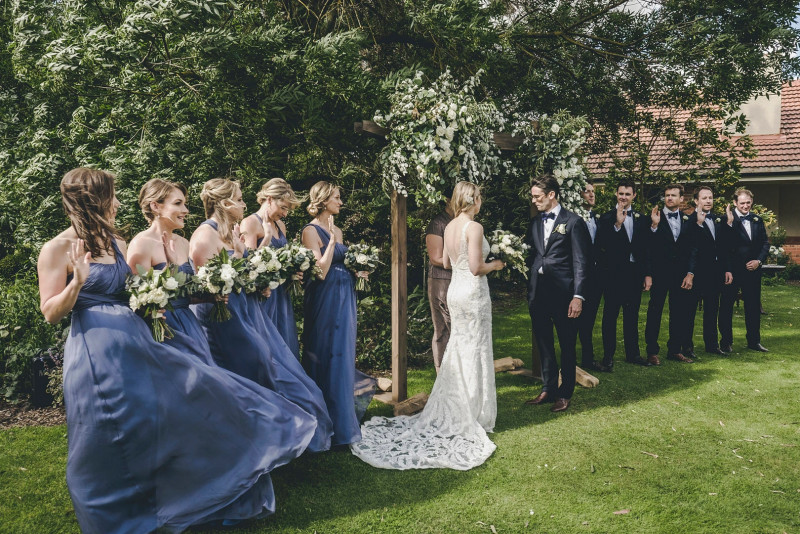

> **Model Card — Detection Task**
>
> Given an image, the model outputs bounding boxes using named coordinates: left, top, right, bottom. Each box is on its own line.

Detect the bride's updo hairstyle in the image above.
left=257, top=178, right=303, bottom=209
left=451, top=181, right=481, bottom=217
left=139, top=178, right=187, bottom=224
left=307, top=181, right=338, bottom=217
left=60, top=167, right=118, bottom=259
left=200, top=178, right=241, bottom=247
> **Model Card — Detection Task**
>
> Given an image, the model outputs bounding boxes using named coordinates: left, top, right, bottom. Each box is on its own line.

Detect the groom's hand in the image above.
left=567, top=297, right=583, bottom=318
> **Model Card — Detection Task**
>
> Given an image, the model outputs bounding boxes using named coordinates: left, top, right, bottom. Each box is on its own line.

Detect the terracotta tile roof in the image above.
left=587, top=81, right=800, bottom=177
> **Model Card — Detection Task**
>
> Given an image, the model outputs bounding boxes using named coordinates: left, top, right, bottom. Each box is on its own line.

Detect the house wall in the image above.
left=746, top=182, right=800, bottom=262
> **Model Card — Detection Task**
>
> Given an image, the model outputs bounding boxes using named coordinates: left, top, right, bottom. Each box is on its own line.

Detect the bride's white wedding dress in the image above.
left=350, top=221, right=497, bottom=470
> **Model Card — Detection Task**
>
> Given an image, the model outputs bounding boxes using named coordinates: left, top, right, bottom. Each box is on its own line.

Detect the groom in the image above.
left=525, top=174, right=591, bottom=413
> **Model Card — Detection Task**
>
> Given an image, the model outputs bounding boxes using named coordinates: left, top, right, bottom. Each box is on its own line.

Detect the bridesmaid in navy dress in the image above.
left=37, top=168, right=316, bottom=533
left=302, top=181, right=376, bottom=447
left=127, top=178, right=214, bottom=364
left=190, top=178, right=332, bottom=452
left=241, top=177, right=302, bottom=359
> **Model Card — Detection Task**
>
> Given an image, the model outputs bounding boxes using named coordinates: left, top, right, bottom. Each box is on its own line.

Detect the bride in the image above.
left=351, top=181, right=505, bottom=470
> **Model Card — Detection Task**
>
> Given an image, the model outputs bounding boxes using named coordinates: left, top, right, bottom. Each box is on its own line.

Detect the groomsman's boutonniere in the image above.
left=595, top=213, right=601, bottom=219
left=753, top=216, right=760, bottom=222
left=682, top=215, right=689, bottom=221
left=634, top=213, right=640, bottom=218
left=554, top=223, right=567, bottom=235
left=715, top=217, right=721, bottom=223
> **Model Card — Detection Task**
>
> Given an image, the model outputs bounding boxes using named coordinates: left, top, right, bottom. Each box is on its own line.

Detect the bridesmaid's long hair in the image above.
left=307, top=181, right=338, bottom=217
left=200, top=178, right=241, bottom=247
left=60, top=168, right=118, bottom=259
left=257, top=178, right=304, bottom=210
left=139, top=178, right=187, bottom=224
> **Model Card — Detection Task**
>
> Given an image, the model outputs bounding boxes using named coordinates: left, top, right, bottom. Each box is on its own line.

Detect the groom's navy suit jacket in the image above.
left=526, top=206, right=591, bottom=304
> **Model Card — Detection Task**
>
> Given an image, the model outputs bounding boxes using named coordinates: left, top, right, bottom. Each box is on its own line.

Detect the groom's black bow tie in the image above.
left=741, top=213, right=753, bottom=221
left=541, top=212, right=556, bottom=221
left=624, top=209, right=632, bottom=217
left=667, top=211, right=679, bottom=220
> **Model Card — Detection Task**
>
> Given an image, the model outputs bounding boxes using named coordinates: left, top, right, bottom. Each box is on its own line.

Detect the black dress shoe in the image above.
left=720, top=344, right=733, bottom=353
left=705, top=347, right=725, bottom=355
left=626, top=356, right=652, bottom=367
left=583, top=360, right=612, bottom=373
left=748, top=343, right=769, bottom=352
left=684, top=350, right=697, bottom=360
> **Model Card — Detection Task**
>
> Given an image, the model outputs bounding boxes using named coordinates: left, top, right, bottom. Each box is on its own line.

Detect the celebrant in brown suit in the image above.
left=425, top=187, right=454, bottom=373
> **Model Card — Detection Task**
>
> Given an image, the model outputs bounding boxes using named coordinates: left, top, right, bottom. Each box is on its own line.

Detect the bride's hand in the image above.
left=492, top=259, right=505, bottom=271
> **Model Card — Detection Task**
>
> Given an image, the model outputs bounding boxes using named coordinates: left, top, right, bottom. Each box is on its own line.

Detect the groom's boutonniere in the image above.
left=715, top=217, right=721, bottom=223
left=595, top=213, right=601, bottom=219
left=753, top=216, right=760, bottom=222
left=682, top=215, right=689, bottom=221
left=554, top=223, right=567, bottom=235
left=633, top=212, right=640, bottom=219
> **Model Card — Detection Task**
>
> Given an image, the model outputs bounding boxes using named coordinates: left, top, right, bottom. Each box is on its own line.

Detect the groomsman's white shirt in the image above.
left=703, top=211, right=716, bottom=240
left=735, top=208, right=752, bottom=239
left=586, top=211, right=597, bottom=243
left=613, top=203, right=635, bottom=262
left=651, top=207, right=681, bottom=241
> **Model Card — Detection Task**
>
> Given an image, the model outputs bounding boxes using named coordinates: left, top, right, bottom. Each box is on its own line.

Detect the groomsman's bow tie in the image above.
left=541, top=212, right=556, bottom=221
left=741, top=213, right=753, bottom=221
left=624, top=209, right=633, bottom=217
left=667, top=211, right=679, bottom=220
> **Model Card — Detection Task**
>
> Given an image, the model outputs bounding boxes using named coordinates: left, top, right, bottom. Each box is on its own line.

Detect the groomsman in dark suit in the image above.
left=578, top=182, right=610, bottom=372
left=684, top=186, right=733, bottom=355
left=644, top=184, right=696, bottom=365
left=525, top=174, right=591, bottom=413
left=719, top=188, right=770, bottom=352
left=595, top=181, right=653, bottom=368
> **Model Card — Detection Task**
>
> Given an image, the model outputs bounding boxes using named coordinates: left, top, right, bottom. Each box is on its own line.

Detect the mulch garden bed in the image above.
left=0, top=398, right=65, bottom=430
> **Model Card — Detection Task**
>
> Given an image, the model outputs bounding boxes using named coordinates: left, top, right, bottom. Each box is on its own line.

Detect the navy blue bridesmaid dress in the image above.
left=63, top=240, right=317, bottom=533
left=254, top=214, right=301, bottom=359
left=154, top=260, right=215, bottom=366
left=192, top=220, right=333, bottom=452
left=302, top=224, right=376, bottom=446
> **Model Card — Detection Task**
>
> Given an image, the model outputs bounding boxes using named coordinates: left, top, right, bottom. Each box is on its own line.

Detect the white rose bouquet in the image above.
left=487, top=226, right=530, bottom=278
left=276, top=241, right=320, bottom=297
left=126, top=264, right=193, bottom=342
left=194, top=249, right=248, bottom=322
left=343, top=243, right=381, bottom=292
left=245, top=246, right=284, bottom=298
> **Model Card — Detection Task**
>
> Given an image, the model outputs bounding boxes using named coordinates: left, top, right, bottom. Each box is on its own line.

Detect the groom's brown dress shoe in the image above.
left=647, top=354, right=661, bottom=366
left=551, top=398, right=570, bottom=412
left=524, top=391, right=553, bottom=405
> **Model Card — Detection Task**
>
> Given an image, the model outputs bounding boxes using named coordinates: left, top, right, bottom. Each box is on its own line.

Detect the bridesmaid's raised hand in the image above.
left=232, top=223, right=246, bottom=255
left=327, top=216, right=336, bottom=242
left=68, top=239, right=92, bottom=287
left=161, top=231, right=178, bottom=266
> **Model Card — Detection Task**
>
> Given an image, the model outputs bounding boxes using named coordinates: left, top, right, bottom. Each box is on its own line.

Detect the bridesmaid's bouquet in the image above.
left=276, top=241, right=320, bottom=297
left=126, top=264, right=193, bottom=342
left=344, top=243, right=381, bottom=292
left=245, top=246, right=284, bottom=297
left=194, top=249, right=248, bottom=322
left=487, top=226, right=530, bottom=277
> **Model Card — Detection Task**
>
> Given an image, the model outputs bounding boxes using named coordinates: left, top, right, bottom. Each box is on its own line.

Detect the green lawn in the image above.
left=2, top=285, right=799, bottom=533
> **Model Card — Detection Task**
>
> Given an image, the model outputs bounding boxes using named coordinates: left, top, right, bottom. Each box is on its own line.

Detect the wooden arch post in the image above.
left=354, top=121, right=535, bottom=402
